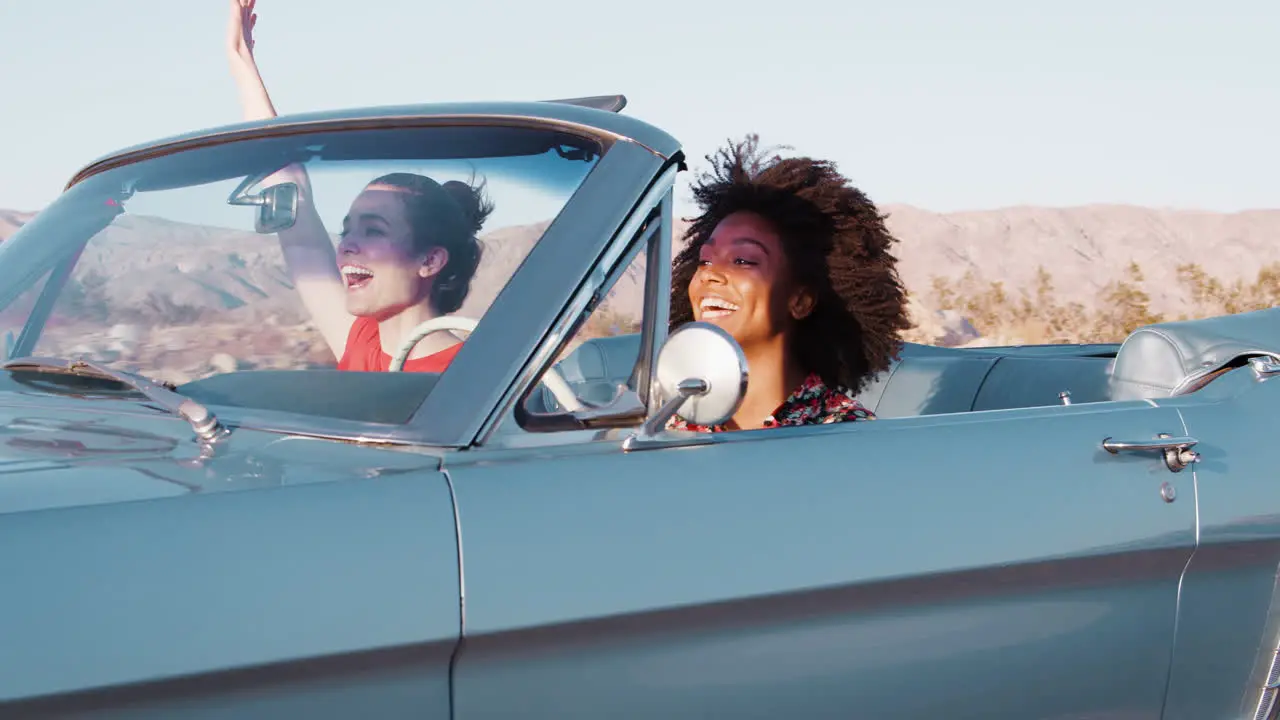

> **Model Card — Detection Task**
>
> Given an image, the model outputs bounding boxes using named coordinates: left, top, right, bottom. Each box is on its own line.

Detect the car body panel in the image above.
left=446, top=400, right=1196, bottom=719
left=1152, top=367, right=1280, bottom=719
left=0, top=391, right=460, bottom=718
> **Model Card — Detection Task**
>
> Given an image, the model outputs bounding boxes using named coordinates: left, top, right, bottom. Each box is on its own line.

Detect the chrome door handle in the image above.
left=1102, top=436, right=1197, bottom=453
left=1252, top=356, right=1280, bottom=378
left=1102, top=434, right=1200, bottom=473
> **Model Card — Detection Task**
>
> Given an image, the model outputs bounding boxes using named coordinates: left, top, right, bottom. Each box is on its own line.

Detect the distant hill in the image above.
left=5, top=203, right=1279, bottom=321
left=0, top=210, right=644, bottom=381
left=870, top=204, right=1280, bottom=317
left=2, top=202, right=1278, bottom=380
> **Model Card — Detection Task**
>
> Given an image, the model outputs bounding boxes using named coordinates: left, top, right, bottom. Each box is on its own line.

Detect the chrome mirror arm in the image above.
left=226, top=171, right=271, bottom=207
left=622, top=378, right=708, bottom=451
left=622, top=321, right=747, bottom=451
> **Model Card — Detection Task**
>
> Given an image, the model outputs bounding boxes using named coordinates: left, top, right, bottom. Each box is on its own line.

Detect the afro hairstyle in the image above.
left=670, top=134, right=912, bottom=394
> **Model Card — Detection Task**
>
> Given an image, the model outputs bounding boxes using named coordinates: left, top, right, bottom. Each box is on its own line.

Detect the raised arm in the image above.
left=226, top=0, right=354, bottom=358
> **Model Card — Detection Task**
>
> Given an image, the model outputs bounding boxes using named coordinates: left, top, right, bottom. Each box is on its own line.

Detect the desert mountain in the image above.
left=872, top=204, right=1280, bottom=317
left=4, top=203, right=1278, bottom=319
left=2, top=202, right=1278, bottom=379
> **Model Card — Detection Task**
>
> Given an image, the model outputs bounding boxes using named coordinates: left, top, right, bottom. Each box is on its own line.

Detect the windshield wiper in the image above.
left=0, top=356, right=229, bottom=445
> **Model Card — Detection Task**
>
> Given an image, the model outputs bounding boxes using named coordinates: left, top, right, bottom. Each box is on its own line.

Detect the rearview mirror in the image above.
left=253, top=184, right=299, bottom=234
left=623, top=321, right=748, bottom=450
left=227, top=174, right=299, bottom=234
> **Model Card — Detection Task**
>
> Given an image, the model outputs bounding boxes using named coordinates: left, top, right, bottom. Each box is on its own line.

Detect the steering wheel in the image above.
left=389, top=316, right=584, bottom=413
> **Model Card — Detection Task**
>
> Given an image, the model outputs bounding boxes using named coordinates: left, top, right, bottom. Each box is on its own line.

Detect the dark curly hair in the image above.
left=670, top=135, right=911, bottom=394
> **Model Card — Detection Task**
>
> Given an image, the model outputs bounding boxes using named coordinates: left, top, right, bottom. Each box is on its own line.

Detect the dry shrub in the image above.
left=1176, top=262, right=1280, bottom=318
left=926, top=262, right=1280, bottom=346
left=579, top=306, right=642, bottom=341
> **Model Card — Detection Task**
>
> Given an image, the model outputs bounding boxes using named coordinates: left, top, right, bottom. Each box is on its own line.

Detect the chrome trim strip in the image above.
left=639, top=189, right=675, bottom=412
left=180, top=401, right=449, bottom=452
left=592, top=396, right=1178, bottom=453
left=1171, top=352, right=1280, bottom=396
left=1251, top=558, right=1280, bottom=720
left=1254, top=626, right=1280, bottom=719
left=472, top=163, right=680, bottom=446
left=439, top=466, right=467, bottom=633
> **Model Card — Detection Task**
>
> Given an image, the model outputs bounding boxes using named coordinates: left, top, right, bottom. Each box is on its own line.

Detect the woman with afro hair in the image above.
left=667, top=135, right=912, bottom=432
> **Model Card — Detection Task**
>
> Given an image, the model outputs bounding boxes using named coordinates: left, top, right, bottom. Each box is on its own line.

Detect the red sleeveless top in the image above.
left=336, top=317, right=462, bottom=373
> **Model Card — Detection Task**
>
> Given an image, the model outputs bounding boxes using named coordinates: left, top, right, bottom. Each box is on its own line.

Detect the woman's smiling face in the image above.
left=688, top=210, right=813, bottom=350
left=335, top=183, right=446, bottom=320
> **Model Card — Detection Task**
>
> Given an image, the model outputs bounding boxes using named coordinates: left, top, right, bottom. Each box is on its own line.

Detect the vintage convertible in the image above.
left=1, top=95, right=1279, bottom=719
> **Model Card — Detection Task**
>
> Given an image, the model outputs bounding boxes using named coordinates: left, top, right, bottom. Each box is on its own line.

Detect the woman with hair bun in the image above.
left=226, top=0, right=492, bottom=372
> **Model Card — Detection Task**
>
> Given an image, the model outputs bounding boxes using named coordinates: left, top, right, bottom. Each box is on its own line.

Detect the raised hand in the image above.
left=226, top=0, right=258, bottom=61
left=225, top=0, right=277, bottom=120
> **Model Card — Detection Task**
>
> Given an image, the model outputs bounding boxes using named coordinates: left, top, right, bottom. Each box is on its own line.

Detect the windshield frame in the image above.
left=0, top=112, right=676, bottom=449
left=411, top=138, right=675, bottom=446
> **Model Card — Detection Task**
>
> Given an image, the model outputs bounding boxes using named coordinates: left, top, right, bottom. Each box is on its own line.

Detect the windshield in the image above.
left=0, top=123, right=602, bottom=423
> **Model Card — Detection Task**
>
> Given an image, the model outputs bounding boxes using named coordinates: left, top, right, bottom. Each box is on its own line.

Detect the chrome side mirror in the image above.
left=623, top=321, right=748, bottom=450
left=228, top=173, right=299, bottom=234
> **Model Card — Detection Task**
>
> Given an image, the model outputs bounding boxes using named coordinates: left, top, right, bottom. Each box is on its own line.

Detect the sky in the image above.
left=116, top=147, right=597, bottom=232
left=0, top=0, right=1275, bottom=215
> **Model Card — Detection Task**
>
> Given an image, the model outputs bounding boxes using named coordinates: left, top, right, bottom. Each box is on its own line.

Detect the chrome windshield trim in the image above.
left=640, top=188, right=675, bottom=413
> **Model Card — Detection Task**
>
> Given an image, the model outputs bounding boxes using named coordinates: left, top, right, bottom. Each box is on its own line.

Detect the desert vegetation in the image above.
left=913, top=261, right=1280, bottom=347
left=5, top=205, right=1280, bottom=378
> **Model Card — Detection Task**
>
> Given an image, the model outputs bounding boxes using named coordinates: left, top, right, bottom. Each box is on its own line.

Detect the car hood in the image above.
left=0, top=385, right=443, bottom=516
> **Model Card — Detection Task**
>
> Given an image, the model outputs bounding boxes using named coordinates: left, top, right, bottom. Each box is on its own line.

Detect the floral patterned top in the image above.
left=666, top=372, right=875, bottom=433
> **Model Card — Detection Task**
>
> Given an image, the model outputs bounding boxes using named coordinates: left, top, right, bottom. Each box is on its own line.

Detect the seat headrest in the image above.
left=1110, top=307, right=1280, bottom=401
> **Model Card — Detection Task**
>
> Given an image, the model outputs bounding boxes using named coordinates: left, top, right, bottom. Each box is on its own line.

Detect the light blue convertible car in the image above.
left=2, top=96, right=1280, bottom=719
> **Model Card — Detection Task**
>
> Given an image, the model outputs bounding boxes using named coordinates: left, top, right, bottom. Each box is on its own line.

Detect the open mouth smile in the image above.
left=698, top=296, right=740, bottom=319
left=340, top=264, right=374, bottom=290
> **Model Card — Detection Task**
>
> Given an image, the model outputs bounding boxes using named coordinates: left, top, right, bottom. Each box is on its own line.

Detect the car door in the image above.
left=0, top=428, right=461, bottom=719
left=447, top=399, right=1196, bottom=719
left=1153, top=364, right=1280, bottom=720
